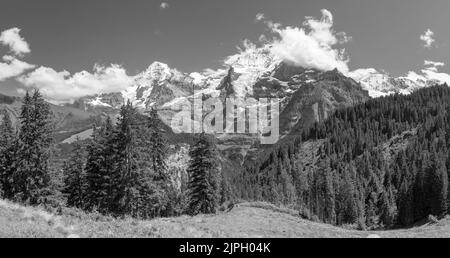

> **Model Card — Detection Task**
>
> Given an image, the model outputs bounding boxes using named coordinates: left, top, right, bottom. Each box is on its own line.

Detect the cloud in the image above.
left=403, top=60, right=450, bottom=85
left=256, top=9, right=350, bottom=73
left=18, top=64, right=134, bottom=103
left=420, top=29, right=435, bottom=48
left=160, top=2, right=169, bottom=9
left=419, top=60, right=449, bottom=83
left=0, top=28, right=31, bottom=56
left=420, top=69, right=450, bottom=84
left=348, top=68, right=379, bottom=82
left=255, top=13, right=265, bottom=22
left=424, top=60, right=445, bottom=72
left=0, top=55, right=35, bottom=81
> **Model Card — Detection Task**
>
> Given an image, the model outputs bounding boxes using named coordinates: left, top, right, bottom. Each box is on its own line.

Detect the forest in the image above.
left=236, top=85, right=450, bottom=229
left=0, top=91, right=228, bottom=219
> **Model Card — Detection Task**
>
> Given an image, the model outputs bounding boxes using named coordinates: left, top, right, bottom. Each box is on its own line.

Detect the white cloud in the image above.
left=348, top=68, right=379, bottom=81
left=420, top=29, right=435, bottom=49
left=424, top=60, right=445, bottom=72
left=424, top=60, right=444, bottom=67
left=255, top=13, right=265, bottom=22
left=0, top=55, right=35, bottom=81
left=404, top=60, right=450, bottom=85
left=256, top=9, right=350, bottom=73
left=0, top=28, right=31, bottom=56
left=420, top=69, right=450, bottom=84
left=419, top=60, right=449, bottom=83
left=18, top=64, right=134, bottom=103
left=160, top=2, right=169, bottom=9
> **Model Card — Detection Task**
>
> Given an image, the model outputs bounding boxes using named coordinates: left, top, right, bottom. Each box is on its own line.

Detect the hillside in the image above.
left=1, top=200, right=450, bottom=238
left=237, top=85, right=450, bottom=229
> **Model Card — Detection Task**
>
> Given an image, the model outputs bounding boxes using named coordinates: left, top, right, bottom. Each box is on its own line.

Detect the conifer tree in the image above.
left=219, top=173, right=232, bottom=205
left=147, top=107, right=168, bottom=182
left=16, top=90, right=53, bottom=205
left=0, top=111, right=17, bottom=199
left=429, top=151, right=448, bottom=216
left=63, top=140, right=88, bottom=209
left=337, top=168, right=358, bottom=225
left=187, top=133, right=219, bottom=215
left=85, top=117, right=116, bottom=213
left=112, top=101, right=161, bottom=218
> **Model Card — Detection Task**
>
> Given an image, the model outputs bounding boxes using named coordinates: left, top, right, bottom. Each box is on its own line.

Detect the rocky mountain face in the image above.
left=66, top=49, right=367, bottom=168
left=1, top=47, right=371, bottom=167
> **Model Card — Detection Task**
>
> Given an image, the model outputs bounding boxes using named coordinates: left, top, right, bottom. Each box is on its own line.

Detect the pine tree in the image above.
left=397, top=180, right=414, bottom=226
left=147, top=107, right=168, bottom=182
left=0, top=111, right=17, bottom=199
left=0, top=111, right=14, bottom=146
left=219, top=173, right=232, bottom=205
left=112, top=102, right=139, bottom=216
left=16, top=90, right=53, bottom=205
left=317, top=160, right=336, bottom=224
left=85, top=117, right=116, bottom=213
left=187, top=133, right=219, bottom=215
left=429, top=151, right=448, bottom=216
left=112, top=102, right=165, bottom=218
left=63, top=140, right=88, bottom=209
left=337, top=167, right=358, bottom=225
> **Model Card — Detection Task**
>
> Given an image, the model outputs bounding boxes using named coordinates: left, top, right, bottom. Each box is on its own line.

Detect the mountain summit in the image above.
left=349, top=68, right=446, bottom=97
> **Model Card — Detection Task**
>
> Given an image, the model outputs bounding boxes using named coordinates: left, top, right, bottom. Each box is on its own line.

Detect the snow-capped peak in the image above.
left=217, top=44, right=281, bottom=97
left=349, top=67, right=449, bottom=98
left=121, top=61, right=174, bottom=109
left=224, top=43, right=279, bottom=71
left=139, top=61, right=173, bottom=83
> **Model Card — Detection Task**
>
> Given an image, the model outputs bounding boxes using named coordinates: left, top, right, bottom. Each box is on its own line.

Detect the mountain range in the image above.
left=1, top=45, right=449, bottom=178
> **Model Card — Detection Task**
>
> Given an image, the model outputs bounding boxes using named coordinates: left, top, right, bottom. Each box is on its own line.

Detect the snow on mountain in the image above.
left=348, top=68, right=397, bottom=97
left=222, top=44, right=281, bottom=97
left=114, top=44, right=282, bottom=113
left=85, top=42, right=450, bottom=113
left=349, top=68, right=448, bottom=98
left=88, top=96, right=112, bottom=108
left=119, top=61, right=196, bottom=110
left=122, top=61, right=174, bottom=109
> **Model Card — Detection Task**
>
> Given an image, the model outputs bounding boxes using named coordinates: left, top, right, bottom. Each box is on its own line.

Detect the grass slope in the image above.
left=1, top=200, right=450, bottom=238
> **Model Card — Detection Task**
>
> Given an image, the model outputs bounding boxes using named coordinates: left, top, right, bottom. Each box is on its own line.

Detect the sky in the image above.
left=1, top=0, right=450, bottom=100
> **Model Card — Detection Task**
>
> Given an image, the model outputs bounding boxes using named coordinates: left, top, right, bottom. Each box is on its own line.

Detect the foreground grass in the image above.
left=2, top=199, right=450, bottom=238
left=0, top=200, right=158, bottom=238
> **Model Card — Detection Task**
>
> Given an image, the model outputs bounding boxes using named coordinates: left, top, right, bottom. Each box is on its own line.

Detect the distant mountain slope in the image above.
left=349, top=68, right=447, bottom=97
left=238, top=85, right=450, bottom=229
left=0, top=95, right=107, bottom=144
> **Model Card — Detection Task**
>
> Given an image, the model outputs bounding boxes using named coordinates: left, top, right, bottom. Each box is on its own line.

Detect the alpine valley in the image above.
left=1, top=43, right=449, bottom=230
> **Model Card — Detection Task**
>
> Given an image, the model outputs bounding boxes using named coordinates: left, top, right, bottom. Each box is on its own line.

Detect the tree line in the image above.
left=237, top=85, right=450, bottom=229
left=0, top=90, right=227, bottom=218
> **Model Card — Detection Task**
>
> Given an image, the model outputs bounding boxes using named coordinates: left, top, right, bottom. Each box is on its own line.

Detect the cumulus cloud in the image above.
left=0, top=28, right=31, bottom=56
left=419, top=60, right=450, bottom=83
left=420, top=29, right=435, bottom=48
left=348, top=68, right=379, bottom=82
left=255, top=13, right=265, bottom=22
left=424, top=60, right=445, bottom=72
left=0, top=28, right=34, bottom=81
left=0, top=55, right=35, bottom=81
left=403, top=60, right=450, bottom=85
left=18, top=64, right=134, bottom=103
left=420, top=69, right=450, bottom=84
left=256, top=9, right=350, bottom=73
left=160, top=2, right=169, bottom=9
